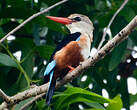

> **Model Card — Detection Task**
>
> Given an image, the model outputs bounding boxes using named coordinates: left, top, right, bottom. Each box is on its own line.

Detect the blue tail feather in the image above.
left=44, top=60, right=56, bottom=105
left=46, top=71, right=56, bottom=105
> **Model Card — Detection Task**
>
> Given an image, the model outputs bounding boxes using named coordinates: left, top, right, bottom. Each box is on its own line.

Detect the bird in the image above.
left=44, top=14, right=94, bottom=105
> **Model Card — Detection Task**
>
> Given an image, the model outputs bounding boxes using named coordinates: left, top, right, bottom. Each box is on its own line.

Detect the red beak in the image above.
left=46, top=16, right=72, bottom=25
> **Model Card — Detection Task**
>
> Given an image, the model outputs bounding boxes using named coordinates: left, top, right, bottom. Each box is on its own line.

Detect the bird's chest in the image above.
left=78, top=36, right=91, bottom=60
left=80, top=45, right=90, bottom=60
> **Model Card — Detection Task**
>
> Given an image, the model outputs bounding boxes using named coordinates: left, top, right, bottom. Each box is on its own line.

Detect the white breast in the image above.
left=78, top=34, right=91, bottom=60
left=81, top=47, right=90, bottom=60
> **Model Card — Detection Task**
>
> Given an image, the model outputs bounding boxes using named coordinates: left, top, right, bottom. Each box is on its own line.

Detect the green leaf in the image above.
left=35, top=45, right=55, bottom=60
left=106, top=95, right=123, bottom=110
left=84, top=102, right=105, bottom=110
left=129, top=30, right=137, bottom=45
left=119, top=7, right=136, bottom=22
left=36, top=98, right=47, bottom=110
left=0, top=7, right=33, bottom=19
left=130, top=94, right=137, bottom=105
left=108, top=40, right=127, bottom=71
left=84, top=109, right=104, bottom=110
left=0, top=53, right=18, bottom=68
left=53, top=87, right=114, bottom=110
left=14, top=97, right=33, bottom=110
left=0, top=27, right=5, bottom=38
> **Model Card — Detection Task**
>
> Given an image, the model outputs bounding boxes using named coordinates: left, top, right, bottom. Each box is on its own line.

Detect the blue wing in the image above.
left=44, top=60, right=56, bottom=83
left=76, top=36, right=80, bottom=41
left=44, top=60, right=56, bottom=76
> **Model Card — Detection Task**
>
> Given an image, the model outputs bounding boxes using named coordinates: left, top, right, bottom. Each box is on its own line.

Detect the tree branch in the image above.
left=0, top=0, right=68, bottom=44
left=0, top=15, right=137, bottom=110
left=97, top=0, right=129, bottom=50
left=0, top=89, right=10, bottom=103
left=0, top=102, right=8, bottom=110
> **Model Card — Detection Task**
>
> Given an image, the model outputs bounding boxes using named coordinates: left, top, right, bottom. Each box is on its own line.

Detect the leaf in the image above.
left=35, top=45, right=55, bottom=60
left=14, top=97, right=33, bottom=110
left=0, top=27, right=5, bottom=38
left=108, top=40, right=127, bottom=71
left=0, top=53, right=18, bottom=68
left=129, top=30, right=137, bottom=45
left=36, top=98, right=47, bottom=110
left=84, top=109, right=104, bottom=110
left=84, top=102, right=105, bottom=110
left=53, top=87, right=114, bottom=110
left=0, top=7, right=33, bottom=19
left=106, top=95, right=123, bottom=110
left=119, top=7, right=136, bottom=22
left=130, top=94, right=137, bottom=105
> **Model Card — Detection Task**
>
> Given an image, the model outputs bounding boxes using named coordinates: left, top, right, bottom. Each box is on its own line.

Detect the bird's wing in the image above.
left=44, top=60, right=56, bottom=83
left=49, top=32, right=81, bottom=61
left=44, top=60, right=56, bottom=76
left=44, top=32, right=81, bottom=82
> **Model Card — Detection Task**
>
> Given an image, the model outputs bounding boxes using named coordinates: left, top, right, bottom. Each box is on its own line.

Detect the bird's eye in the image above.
left=73, top=17, right=81, bottom=21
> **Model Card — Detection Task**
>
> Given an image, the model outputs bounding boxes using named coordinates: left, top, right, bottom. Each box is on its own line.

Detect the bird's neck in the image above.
left=69, top=27, right=93, bottom=43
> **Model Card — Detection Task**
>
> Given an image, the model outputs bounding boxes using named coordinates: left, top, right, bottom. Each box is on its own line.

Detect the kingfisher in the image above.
left=44, top=14, right=94, bottom=105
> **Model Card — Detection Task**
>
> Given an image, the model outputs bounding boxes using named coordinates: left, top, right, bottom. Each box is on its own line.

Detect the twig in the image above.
left=127, top=48, right=137, bottom=53
left=0, top=89, right=10, bottom=103
left=97, top=0, right=129, bottom=50
left=0, top=0, right=68, bottom=44
left=0, top=15, right=137, bottom=110
left=19, top=93, right=45, bottom=110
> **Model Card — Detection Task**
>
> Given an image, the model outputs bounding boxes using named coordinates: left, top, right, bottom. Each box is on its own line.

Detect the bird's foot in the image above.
left=67, top=65, right=75, bottom=72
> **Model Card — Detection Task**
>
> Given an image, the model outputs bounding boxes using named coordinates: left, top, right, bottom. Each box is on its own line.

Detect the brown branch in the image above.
left=0, top=0, right=68, bottom=44
left=97, top=0, right=129, bottom=50
left=0, top=15, right=137, bottom=110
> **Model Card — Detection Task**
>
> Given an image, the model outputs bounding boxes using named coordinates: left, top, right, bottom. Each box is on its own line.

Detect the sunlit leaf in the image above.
left=106, top=95, right=123, bottom=110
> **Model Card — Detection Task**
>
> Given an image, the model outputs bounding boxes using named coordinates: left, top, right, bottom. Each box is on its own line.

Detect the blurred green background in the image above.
left=0, top=0, right=137, bottom=110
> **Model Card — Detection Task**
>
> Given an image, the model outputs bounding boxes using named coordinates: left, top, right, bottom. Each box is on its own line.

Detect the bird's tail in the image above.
left=46, top=71, right=56, bottom=105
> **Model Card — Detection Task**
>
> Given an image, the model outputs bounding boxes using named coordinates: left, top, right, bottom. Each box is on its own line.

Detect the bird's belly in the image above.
left=80, top=46, right=90, bottom=60
left=54, top=41, right=84, bottom=70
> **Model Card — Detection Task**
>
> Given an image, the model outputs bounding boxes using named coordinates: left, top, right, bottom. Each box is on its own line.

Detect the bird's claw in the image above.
left=67, top=65, right=75, bottom=72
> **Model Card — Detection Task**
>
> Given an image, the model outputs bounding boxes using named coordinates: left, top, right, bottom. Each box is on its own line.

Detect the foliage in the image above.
left=53, top=86, right=121, bottom=110
left=0, top=0, right=137, bottom=110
